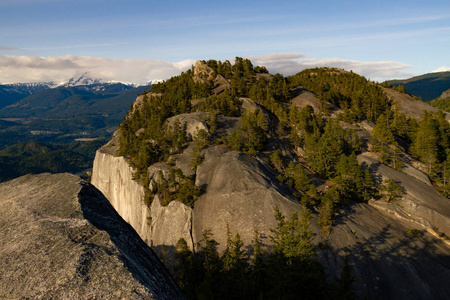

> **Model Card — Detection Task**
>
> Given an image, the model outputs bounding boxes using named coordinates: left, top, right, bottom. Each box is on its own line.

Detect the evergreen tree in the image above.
left=196, top=229, right=221, bottom=299
left=371, top=113, right=398, bottom=165
left=332, top=256, right=357, bottom=300
left=318, top=197, right=334, bottom=237
left=379, top=179, right=404, bottom=202
left=270, top=207, right=316, bottom=260
left=268, top=207, right=328, bottom=299
left=175, top=238, right=197, bottom=299
left=220, top=226, right=250, bottom=299
left=411, top=112, right=440, bottom=174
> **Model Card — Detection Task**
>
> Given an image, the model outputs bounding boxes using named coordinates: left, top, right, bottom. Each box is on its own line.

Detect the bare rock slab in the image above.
left=0, top=173, right=184, bottom=299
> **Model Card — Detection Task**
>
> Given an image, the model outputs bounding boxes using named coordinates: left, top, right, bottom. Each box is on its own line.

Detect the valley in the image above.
left=0, top=78, right=152, bottom=182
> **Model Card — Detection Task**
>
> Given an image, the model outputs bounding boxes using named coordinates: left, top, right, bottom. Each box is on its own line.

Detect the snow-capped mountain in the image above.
left=1, top=82, right=57, bottom=92
left=0, top=82, right=57, bottom=108
left=62, top=72, right=105, bottom=87
left=0, top=73, right=154, bottom=109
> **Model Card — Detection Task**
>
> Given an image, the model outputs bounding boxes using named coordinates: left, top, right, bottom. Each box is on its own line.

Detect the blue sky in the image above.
left=0, top=0, right=449, bottom=83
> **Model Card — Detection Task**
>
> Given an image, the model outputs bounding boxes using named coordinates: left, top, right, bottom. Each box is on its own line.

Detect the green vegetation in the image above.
left=149, top=168, right=201, bottom=207
left=117, top=58, right=272, bottom=187
left=116, top=57, right=450, bottom=244
left=407, top=229, right=422, bottom=237
left=227, top=109, right=269, bottom=155
left=379, top=179, right=404, bottom=202
left=429, top=95, right=450, bottom=112
left=0, top=139, right=107, bottom=182
left=174, top=208, right=357, bottom=300
left=290, top=68, right=390, bottom=122
left=432, top=226, right=450, bottom=241
left=370, top=113, right=403, bottom=169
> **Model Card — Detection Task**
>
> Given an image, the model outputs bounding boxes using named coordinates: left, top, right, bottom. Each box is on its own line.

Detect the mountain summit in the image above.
left=91, top=59, right=450, bottom=299
left=62, top=72, right=105, bottom=87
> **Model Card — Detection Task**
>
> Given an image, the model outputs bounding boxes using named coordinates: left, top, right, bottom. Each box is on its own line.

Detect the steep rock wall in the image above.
left=91, top=146, right=194, bottom=256
left=91, top=148, right=152, bottom=243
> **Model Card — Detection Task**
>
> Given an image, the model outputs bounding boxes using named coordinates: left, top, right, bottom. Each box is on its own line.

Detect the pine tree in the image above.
left=196, top=229, right=221, bottom=299
left=270, top=207, right=316, bottom=260
left=175, top=238, right=197, bottom=299
left=411, top=112, right=440, bottom=174
left=318, top=197, right=334, bottom=237
left=371, top=113, right=397, bottom=165
left=220, top=228, right=250, bottom=299
left=332, top=256, right=357, bottom=300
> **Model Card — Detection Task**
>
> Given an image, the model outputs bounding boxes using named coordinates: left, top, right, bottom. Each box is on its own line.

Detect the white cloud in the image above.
left=431, top=66, right=450, bottom=73
left=0, top=52, right=414, bottom=84
left=0, top=54, right=195, bottom=84
left=248, top=53, right=414, bottom=80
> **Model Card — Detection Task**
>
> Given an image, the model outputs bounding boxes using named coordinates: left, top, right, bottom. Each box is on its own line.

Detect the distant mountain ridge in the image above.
left=0, top=82, right=55, bottom=109
left=0, top=73, right=151, bottom=110
left=0, top=77, right=152, bottom=147
left=387, top=71, right=450, bottom=101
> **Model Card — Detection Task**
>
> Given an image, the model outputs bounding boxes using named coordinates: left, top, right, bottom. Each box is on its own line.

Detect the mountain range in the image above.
left=0, top=74, right=152, bottom=148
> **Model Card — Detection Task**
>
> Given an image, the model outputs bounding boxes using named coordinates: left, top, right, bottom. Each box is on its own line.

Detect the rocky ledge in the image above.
left=0, top=173, right=183, bottom=299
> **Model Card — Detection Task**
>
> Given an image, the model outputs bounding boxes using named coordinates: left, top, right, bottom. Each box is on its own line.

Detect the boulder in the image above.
left=166, top=112, right=209, bottom=140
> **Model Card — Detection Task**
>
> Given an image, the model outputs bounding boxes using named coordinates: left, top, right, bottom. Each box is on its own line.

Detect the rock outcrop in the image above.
left=91, top=141, right=303, bottom=254
left=90, top=63, right=450, bottom=299
left=0, top=173, right=184, bottom=299
left=193, top=146, right=303, bottom=252
left=358, top=153, right=450, bottom=238
left=440, top=89, right=450, bottom=99
left=166, top=112, right=209, bottom=140
left=383, top=87, right=450, bottom=121
left=323, top=203, right=450, bottom=299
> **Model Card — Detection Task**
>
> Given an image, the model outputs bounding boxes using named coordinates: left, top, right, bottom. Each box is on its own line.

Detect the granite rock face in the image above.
left=440, top=89, right=450, bottom=100
left=323, top=203, right=450, bottom=299
left=193, top=146, right=303, bottom=252
left=166, top=112, right=209, bottom=140
left=383, top=87, right=450, bottom=121
left=358, top=153, right=450, bottom=238
left=91, top=149, right=151, bottom=243
left=0, top=173, right=184, bottom=299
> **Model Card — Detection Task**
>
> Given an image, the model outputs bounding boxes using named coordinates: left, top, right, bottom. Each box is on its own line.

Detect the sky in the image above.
left=0, top=0, right=449, bottom=84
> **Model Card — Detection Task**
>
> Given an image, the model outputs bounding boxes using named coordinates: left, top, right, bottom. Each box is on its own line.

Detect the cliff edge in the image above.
left=0, top=173, right=184, bottom=299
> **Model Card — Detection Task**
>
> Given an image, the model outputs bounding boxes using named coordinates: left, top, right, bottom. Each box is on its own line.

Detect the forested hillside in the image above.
left=430, top=88, right=450, bottom=112
left=388, top=71, right=450, bottom=101
left=0, top=139, right=106, bottom=182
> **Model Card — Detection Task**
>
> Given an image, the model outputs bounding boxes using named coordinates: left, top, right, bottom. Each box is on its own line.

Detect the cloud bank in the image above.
left=0, top=53, right=414, bottom=84
left=0, top=55, right=196, bottom=84
left=248, top=53, right=414, bottom=81
left=432, top=66, right=450, bottom=73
